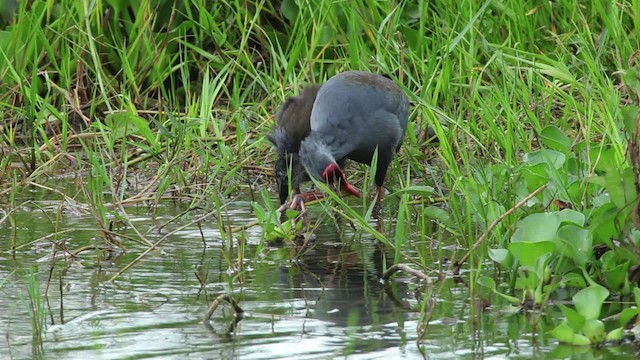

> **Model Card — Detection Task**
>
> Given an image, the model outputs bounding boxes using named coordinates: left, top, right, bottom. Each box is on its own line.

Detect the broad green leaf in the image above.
left=555, top=225, right=592, bottom=266
left=523, top=149, right=566, bottom=170
left=512, top=212, right=561, bottom=243
left=582, top=319, right=605, bottom=344
left=540, top=125, right=571, bottom=153
left=550, top=321, right=591, bottom=346
left=508, top=241, right=555, bottom=267
left=557, top=209, right=585, bottom=226
left=619, top=307, right=640, bottom=327
left=604, top=167, right=637, bottom=209
left=558, top=304, right=585, bottom=331
left=280, top=0, right=299, bottom=22
left=621, top=105, right=639, bottom=136
left=422, top=206, right=450, bottom=223
left=605, top=327, right=624, bottom=341
left=588, top=145, right=619, bottom=173
left=478, top=277, right=521, bottom=304
left=573, top=285, right=609, bottom=320
left=561, top=272, right=586, bottom=288
left=588, top=203, right=620, bottom=247
left=622, top=68, right=640, bottom=98
left=520, top=163, right=549, bottom=191
left=488, top=249, right=512, bottom=268
left=603, top=259, right=629, bottom=293
left=477, top=277, right=497, bottom=291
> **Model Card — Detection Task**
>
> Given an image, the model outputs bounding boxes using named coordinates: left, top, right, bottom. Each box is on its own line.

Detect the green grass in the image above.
left=2, top=0, right=640, bottom=342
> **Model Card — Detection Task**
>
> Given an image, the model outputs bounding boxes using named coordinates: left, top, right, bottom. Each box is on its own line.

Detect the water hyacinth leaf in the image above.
left=520, top=163, right=549, bottom=191
left=540, top=125, right=571, bottom=153
left=588, top=145, right=619, bottom=173
left=619, top=307, right=640, bottom=327
left=602, top=259, right=629, bottom=293
left=588, top=203, right=619, bottom=247
left=488, top=248, right=512, bottom=268
left=581, top=319, right=605, bottom=344
left=280, top=0, right=299, bottom=22
left=512, top=212, right=561, bottom=243
left=573, top=285, right=609, bottom=320
left=555, top=225, right=592, bottom=266
left=605, top=327, right=624, bottom=341
left=561, top=272, right=586, bottom=289
left=558, top=303, right=585, bottom=332
left=422, top=205, right=450, bottom=224
left=523, top=149, right=566, bottom=170
left=557, top=209, right=585, bottom=226
left=508, top=241, right=555, bottom=267
left=477, top=276, right=497, bottom=291
left=604, top=167, right=636, bottom=209
left=622, top=68, right=640, bottom=98
left=621, top=105, right=639, bottom=135
left=550, top=320, right=591, bottom=346
left=477, top=277, right=521, bottom=304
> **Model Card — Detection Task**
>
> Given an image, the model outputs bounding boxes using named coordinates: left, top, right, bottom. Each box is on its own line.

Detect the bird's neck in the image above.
left=299, top=136, right=336, bottom=180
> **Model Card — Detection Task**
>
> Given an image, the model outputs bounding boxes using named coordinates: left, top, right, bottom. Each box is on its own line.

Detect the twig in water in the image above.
left=203, top=294, right=244, bottom=324
left=381, top=263, right=431, bottom=286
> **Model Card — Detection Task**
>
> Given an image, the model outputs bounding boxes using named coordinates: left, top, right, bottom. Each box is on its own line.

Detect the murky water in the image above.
left=1, top=189, right=638, bottom=359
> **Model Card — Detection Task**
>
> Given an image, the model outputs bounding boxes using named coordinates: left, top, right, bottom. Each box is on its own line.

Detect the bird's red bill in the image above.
left=323, top=163, right=362, bottom=198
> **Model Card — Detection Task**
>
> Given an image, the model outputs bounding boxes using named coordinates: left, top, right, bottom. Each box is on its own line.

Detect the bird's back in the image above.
left=271, top=85, right=320, bottom=155
left=309, top=71, right=409, bottom=163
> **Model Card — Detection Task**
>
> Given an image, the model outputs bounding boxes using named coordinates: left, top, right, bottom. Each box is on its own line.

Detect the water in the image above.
left=0, top=190, right=638, bottom=359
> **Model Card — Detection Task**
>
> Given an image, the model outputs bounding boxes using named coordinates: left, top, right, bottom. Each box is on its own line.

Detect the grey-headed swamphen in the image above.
left=271, top=71, right=409, bottom=214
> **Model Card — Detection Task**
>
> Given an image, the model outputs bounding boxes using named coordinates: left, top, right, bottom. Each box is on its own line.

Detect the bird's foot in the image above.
left=277, top=193, right=311, bottom=227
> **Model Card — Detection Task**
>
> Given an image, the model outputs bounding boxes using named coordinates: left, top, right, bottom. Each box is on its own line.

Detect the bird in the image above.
left=267, top=84, right=322, bottom=206
left=296, top=70, right=409, bottom=214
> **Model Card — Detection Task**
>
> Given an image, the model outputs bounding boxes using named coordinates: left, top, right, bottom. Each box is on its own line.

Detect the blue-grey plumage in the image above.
left=299, top=71, right=409, bottom=207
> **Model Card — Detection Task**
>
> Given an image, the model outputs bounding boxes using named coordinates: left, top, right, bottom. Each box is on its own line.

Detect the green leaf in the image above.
left=477, top=276, right=497, bottom=291
left=512, top=212, right=561, bottom=243
left=619, top=307, right=640, bottom=327
left=488, top=249, right=513, bottom=268
left=573, top=285, right=609, bottom=320
left=477, top=277, right=521, bottom=304
left=550, top=320, right=592, bottom=346
left=602, top=258, right=629, bottom=293
left=555, top=225, right=592, bottom=266
left=558, top=303, right=585, bottom=331
left=561, top=272, right=586, bottom=288
left=557, top=209, right=585, bottom=226
left=422, top=206, right=450, bottom=223
left=280, top=0, right=299, bottom=22
left=604, top=167, right=637, bottom=209
left=605, top=327, right=624, bottom=341
left=521, top=163, right=550, bottom=191
left=508, top=241, right=555, bottom=267
left=523, top=149, right=566, bottom=170
left=582, top=319, right=605, bottom=344
left=588, top=145, right=618, bottom=173
left=621, top=105, right=639, bottom=136
left=540, top=125, right=571, bottom=153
